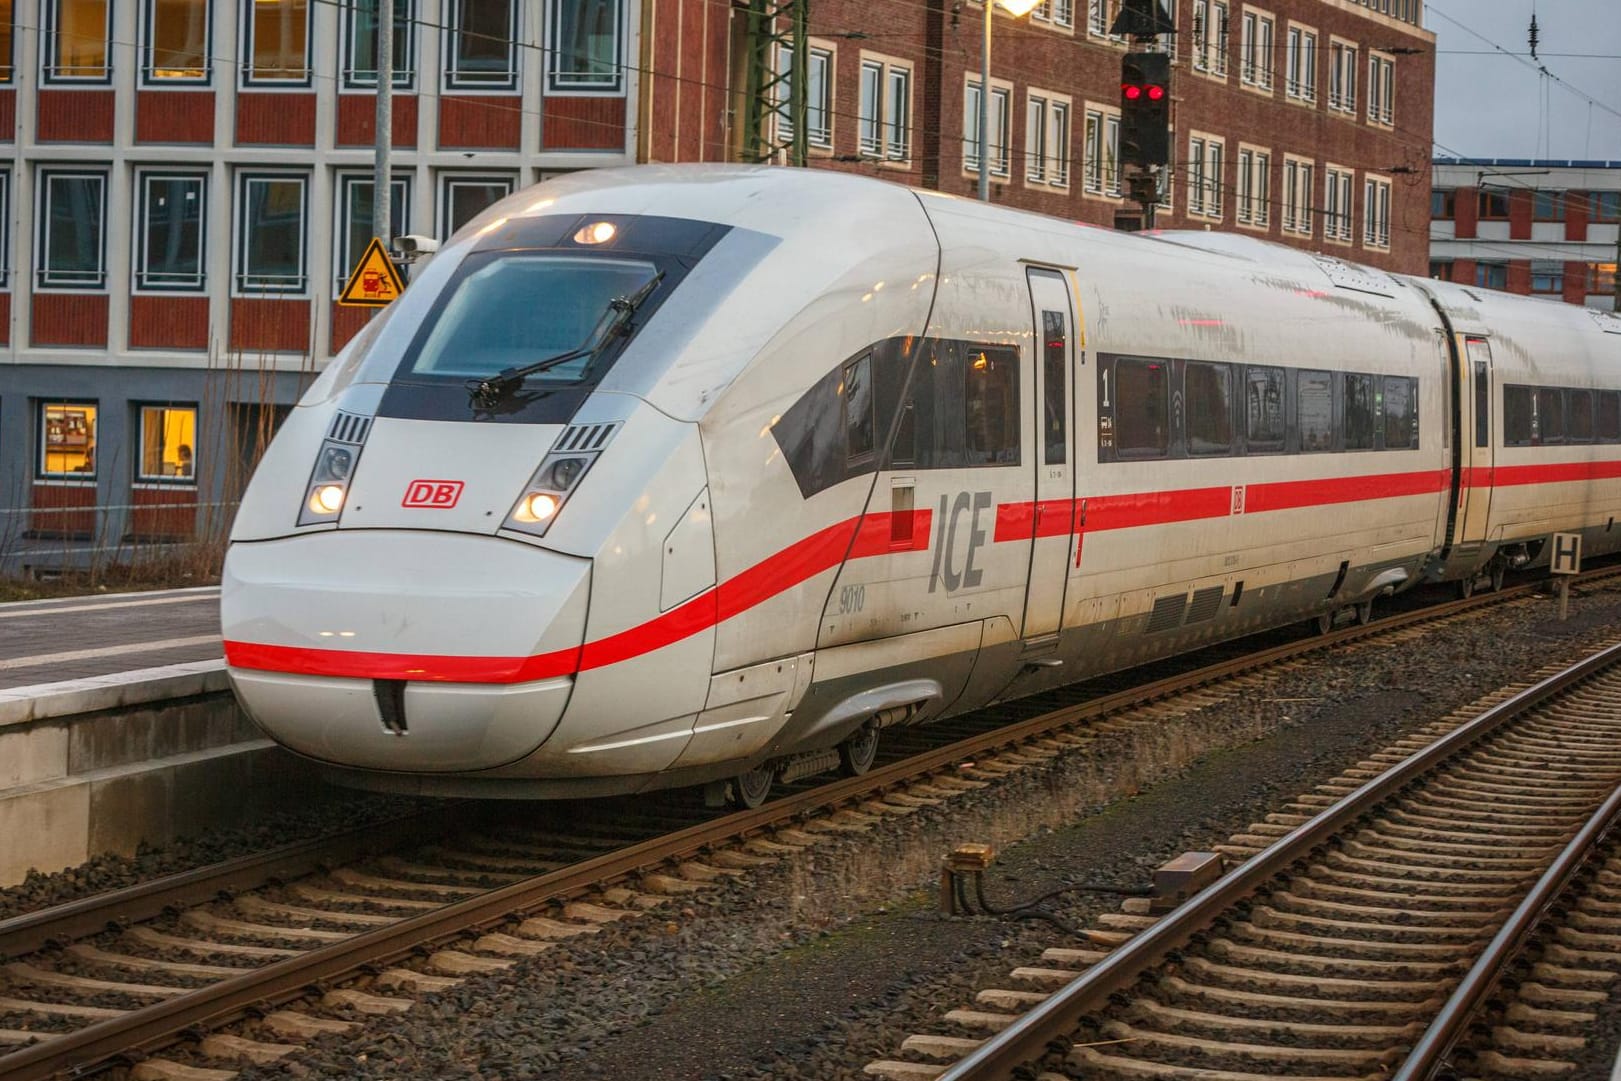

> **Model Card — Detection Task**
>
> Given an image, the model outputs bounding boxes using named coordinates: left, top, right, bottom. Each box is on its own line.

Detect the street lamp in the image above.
left=979, top=0, right=1044, bottom=201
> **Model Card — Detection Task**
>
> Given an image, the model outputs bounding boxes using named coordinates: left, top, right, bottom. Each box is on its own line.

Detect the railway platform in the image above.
left=0, top=586, right=222, bottom=690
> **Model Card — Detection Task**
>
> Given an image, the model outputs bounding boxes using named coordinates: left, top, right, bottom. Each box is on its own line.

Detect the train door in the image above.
left=1020, top=267, right=1077, bottom=642
left=1453, top=336, right=1495, bottom=548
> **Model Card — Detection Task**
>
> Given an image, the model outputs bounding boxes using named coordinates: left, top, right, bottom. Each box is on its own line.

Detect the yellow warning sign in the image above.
left=338, top=238, right=406, bottom=308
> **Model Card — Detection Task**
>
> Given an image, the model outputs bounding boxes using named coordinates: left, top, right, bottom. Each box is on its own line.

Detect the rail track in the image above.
left=866, top=636, right=1621, bottom=1081
left=2, top=567, right=1618, bottom=1081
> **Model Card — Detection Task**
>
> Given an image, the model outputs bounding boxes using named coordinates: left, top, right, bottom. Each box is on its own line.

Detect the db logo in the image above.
left=403, top=480, right=465, bottom=508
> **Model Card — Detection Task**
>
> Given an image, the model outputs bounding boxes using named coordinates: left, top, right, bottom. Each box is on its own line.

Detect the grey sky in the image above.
left=1428, top=0, right=1621, bottom=160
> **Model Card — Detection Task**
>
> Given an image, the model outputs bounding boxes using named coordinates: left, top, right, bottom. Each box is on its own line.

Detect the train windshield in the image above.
left=404, top=254, right=659, bottom=382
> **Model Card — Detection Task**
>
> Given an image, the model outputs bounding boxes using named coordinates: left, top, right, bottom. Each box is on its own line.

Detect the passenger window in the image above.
left=1115, top=358, right=1169, bottom=458
left=1185, top=362, right=1232, bottom=456
left=1297, top=370, right=1333, bottom=452
left=1244, top=366, right=1285, bottom=453
left=1503, top=385, right=1533, bottom=445
left=1383, top=376, right=1417, bottom=449
left=964, top=346, right=1020, bottom=464
left=1599, top=391, right=1621, bottom=442
left=1473, top=361, right=1489, bottom=448
left=844, top=354, right=875, bottom=462
left=1569, top=389, right=1594, bottom=442
left=1344, top=373, right=1376, bottom=450
left=1537, top=387, right=1565, bottom=444
left=1041, top=311, right=1067, bottom=465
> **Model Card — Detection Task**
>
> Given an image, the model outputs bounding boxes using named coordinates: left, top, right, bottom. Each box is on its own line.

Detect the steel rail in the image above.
left=0, top=807, right=470, bottom=960
left=936, top=637, right=1621, bottom=1081
left=2, top=568, right=1614, bottom=1080
left=1391, top=773, right=1621, bottom=1081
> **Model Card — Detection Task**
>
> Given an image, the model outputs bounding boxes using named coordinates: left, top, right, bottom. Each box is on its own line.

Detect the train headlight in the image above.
left=310, top=484, right=347, bottom=515
left=319, top=446, right=354, bottom=481
left=547, top=457, right=588, bottom=490
left=502, top=446, right=606, bottom=538
left=514, top=492, right=560, bottom=523
left=298, top=436, right=367, bottom=526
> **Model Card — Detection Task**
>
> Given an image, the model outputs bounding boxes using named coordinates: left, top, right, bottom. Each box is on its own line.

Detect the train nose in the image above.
left=222, top=530, right=590, bottom=772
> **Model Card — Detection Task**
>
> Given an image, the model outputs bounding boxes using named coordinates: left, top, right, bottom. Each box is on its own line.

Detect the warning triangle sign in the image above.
left=338, top=237, right=407, bottom=308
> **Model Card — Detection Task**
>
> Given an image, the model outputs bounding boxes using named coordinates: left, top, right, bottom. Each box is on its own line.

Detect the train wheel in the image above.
left=1315, top=610, right=1336, bottom=636
left=1490, top=563, right=1507, bottom=592
left=730, top=766, right=774, bottom=810
left=838, top=725, right=880, bottom=777
left=1355, top=599, right=1374, bottom=625
left=1456, top=575, right=1475, bottom=600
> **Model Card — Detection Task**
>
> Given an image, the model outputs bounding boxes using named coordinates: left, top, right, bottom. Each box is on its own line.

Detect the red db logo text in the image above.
left=403, top=480, right=465, bottom=508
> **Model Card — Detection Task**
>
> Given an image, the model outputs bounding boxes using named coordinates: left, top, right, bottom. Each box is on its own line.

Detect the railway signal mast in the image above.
left=1112, top=0, right=1176, bottom=229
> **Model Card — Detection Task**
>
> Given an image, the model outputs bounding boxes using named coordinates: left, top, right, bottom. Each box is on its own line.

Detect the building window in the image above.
left=344, top=0, right=413, bottom=88
left=1475, top=262, right=1507, bottom=290
left=1285, top=25, right=1315, bottom=101
left=965, top=79, right=1011, bottom=178
left=549, top=0, right=624, bottom=92
left=439, top=174, right=514, bottom=237
left=1324, top=165, right=1353, bottom=241
left=243, top=0, right=309, bottom=83
left=1431, top=189, right=1455, bottom=218
left=1026, top=92, right=1071, bottom=186
left=0, top=170, right=10, bottom=289
left=1237, top=146, right=1270, bottom=226
left=1429, top=260, right=1452, bottom=280
left=1529, top=260, right=1563, bottom=294
left=142, top=0, right=209, bottom=82
left=235, top=174, right=307, bottom=294
left=138, top=405, right=198, bottom=481
left=38, top=170, right=107, bottom=289
left=1366, top=52, right=1393, bottom=124
left=136, top=173, right=206, bottom=291
left=1034, top=0, right=1075, bottom=29
left=0, top=0, right=12, bottom=82
left=44, top=0, right=111, bottom=81
left=1083, top=107, right=1120, bottom=196
left=777, top=44, right=833, bottom=150
left=1187, top=134, right=1223, bottom=218
left=40, top=403, right=98, bottom=477
left=335, top=174, right=409, bottom=295
left=1088, top=0, right=1122, bottom=39
left=1590, top=262, right=1618, bottom=295
left=446, top=0, right=516, bottom=89
left=1590, top=192, right=1621, bottom=221
left=1532, top=191, right=1564, bottom=221
left=1327, top=39, right=1356, bottom=113
left=1240, top=9, right=1273, bottom=89
left=1282, top=157, right=1312, bottom=235
left=1363, top=175, right=1390, bottom=249
left=859, top=56, right=912, bottom=162
left=1192, top=0, right=1228, bottom=75
left=1478, top=190, right=1510, bottom=218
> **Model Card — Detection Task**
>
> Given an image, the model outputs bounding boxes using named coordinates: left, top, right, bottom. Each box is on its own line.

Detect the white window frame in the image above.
left=240, top=0, right=311, bottom=87
left=1282, top=155, right=1313, bottom=236
left=777, top=41, right=834, bottom=151
left=443, top=0, right=518, bottom=92
left=134, top=170, right=208, bottom=293
left=136, top=404, right=200, bottom=484
left=234, top=171, right=309, bottom=297
left=1191, top=0, right=1228, bottom=76
left=1240, top=7, right=1273, bottom=90
left=1087, top=0, right=1123, bottom=40
left=43, top=0, right=113, bottom=83
left=1236, top=144, right=1269, bottom=228
left=858, top=52, right=913, bottom=164
left=964, top=75, right=1013, bottom=180
left=547, top=0, right=627, bottom=95
left=1285, top=23, right=1315, bottom=102
left=1367, top=51, right=1393, bottom=126
left=1032, top=0, right=1075, bottom=31
left=141, top=0, right=211, bottom=85
left=1026, top=89, right=1072, bottom=188
left=1363, top=174, right=1391, bottom=250
left=37, top=168, right=109, bottom=290
left=1327, top=37, right=1357, bottom=114
left=1324, top=164, right=1354, bottom=243
left=1187, top=132, right=1223, bottom=219
left=333, top=172, right=411, bottom=297
left=1082, top=104, right=1121, bottom=198
left=437, top=172, right=516, bottom=238
left=342, top=0, right=416, bottom=90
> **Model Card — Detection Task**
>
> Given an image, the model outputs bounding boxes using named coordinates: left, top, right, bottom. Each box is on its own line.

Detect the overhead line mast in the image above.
left=740, top=0, right=810, bottom=166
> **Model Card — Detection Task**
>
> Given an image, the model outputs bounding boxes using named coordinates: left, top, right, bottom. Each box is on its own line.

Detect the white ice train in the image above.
left=222, top=165, right=1621, bottom=805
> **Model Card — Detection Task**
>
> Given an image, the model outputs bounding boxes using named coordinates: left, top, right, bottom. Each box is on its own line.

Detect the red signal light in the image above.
left=1147, top=84, right=1166, bottom=101
left=1123, top=83, right=1143, bottom=100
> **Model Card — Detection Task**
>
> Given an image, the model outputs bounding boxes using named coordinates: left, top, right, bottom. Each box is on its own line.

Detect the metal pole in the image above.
left=979, top=0, right=991, bottom=201
left=372, top=0, right=393, bottom=247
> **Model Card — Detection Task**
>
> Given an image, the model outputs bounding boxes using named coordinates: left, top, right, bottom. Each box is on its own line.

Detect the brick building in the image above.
left=0, top=0, right=1434, bottom=572
left=1429, top=158, right=1620, bottom=310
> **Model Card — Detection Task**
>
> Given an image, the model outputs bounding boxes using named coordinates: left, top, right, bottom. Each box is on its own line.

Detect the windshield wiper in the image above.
left=466, top=271, right=665, bottom=411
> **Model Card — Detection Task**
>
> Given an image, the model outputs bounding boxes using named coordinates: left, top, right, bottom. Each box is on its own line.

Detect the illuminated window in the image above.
left=143, top=0, right=208, bottom=81
left=344, top=0, right=414, bottom=88
left=138, top=405, right=198, bottom=481
left=549, top=0, right=624, bottom=92
left=44, top=0, right=110, bottom=81
left=243, top=0, right=309, bottom=83
left=1, top=0, right=16, bottom=82
left=40, top=403, right=98, bottom=477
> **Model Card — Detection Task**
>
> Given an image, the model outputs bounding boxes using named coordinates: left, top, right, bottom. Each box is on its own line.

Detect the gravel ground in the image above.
left=203, top=577, right=1621, bottom=1081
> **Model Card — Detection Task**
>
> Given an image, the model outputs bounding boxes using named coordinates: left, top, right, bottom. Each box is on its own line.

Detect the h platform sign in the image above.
left=1552, top=532, right=1582, bottom=575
